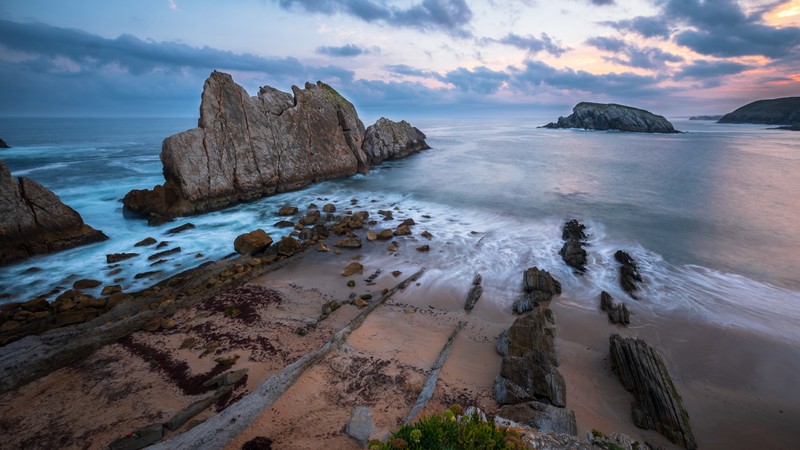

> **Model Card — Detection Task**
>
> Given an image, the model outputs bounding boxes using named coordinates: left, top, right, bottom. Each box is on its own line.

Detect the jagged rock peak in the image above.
left=0, top=160, right=107, bottom=265
left=0, top=138, right=9, bottom=149
left=542, top=102, right=679, bottom=133
left=123, top=71, right=428, bottom=224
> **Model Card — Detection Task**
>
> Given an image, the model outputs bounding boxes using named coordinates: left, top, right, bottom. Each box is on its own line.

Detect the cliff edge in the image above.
left=543, top=102, right=678, bottom=133
left=123, top=72, right=428, bottom=224
left=0, top=160, right=107, bottom=265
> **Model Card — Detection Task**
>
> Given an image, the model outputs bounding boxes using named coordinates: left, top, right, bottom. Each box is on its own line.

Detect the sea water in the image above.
left=1, top=116, right=798, bottom=342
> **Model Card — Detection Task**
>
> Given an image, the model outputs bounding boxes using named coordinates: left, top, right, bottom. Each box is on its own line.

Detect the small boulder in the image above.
left=323, top=203, right=336, bottom=213
left=394, top=224, right=412, bottom=236
left=276, top=236, right=302, bottom=257
left=234, top=229, right=273, bottom=256
left=341, top=262, right=364, bottom=277
left=166, top=222, right=195, bottom=235
left=73, top=279, right=102, bottom=290
left=101, top=284, right=121, bottom=296
left=134, top=237, right=157, bottom=247
left=274, top=220, right=294, bottom=228
left=600, top=291, right=630, bottom=325
left=615, top=250, right=643, bottom=298
left=376, top=229, right=394, bottom=240
left=106, top=253, right=138, bottom=263
left=346, top=406, right=378, bottom=447
left=416, top=244, right=430, bottom=252
left=278, top=205, right=298, bottom=216
left=333, top=238, right=362, bottom=249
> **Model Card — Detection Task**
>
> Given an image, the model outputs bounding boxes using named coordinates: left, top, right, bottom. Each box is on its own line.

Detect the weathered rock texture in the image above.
left=513, top=267, right=561, bottom=314
left=609, top=334, right=696, bottom=449
left=0, top=160, right=107, bottom=265
left=361, top=117, right=429, bottom=165
left=600, top=291, right=630, bottom=325
left=615, top=250, right=643, bottom=299
left=559, top=219, right=588, bottom=273
left=718, top=96, right=800, bottom=125
left=494, top=308, right=566, bottom=407
left=497, top=401, right=577, bottom=436
left=543, top=102, right=679, bottom=133
left=123, top=72, right=428, bottom=223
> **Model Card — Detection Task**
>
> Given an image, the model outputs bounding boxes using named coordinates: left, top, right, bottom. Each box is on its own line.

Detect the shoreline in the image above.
left=0, top=206, right=798, bottom=449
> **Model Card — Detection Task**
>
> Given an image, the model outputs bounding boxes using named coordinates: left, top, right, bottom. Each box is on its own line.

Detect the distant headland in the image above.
left=718, top=97, right=800, bottom=125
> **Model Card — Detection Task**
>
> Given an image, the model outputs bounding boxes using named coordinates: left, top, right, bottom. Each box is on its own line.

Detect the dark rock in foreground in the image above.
left=718, top=96, right=800, bottom=125
left=610, top=334, right=696, bottom=449
left=543, top=102, right=679, bottom=133
left=560, top=219, right=588, bottom=273
left=494, top=309, right=565, bottom=407
left=0, top=138, right=9, bottom=148
left=600, top=291, right=630, bottom=325
left=123, top=71, right=428, bottom=224
left=0, top=161, right=107, bottom=265
left=615, top=250, right=643, bottom=299
left=513, top=267, right=561, bottom=313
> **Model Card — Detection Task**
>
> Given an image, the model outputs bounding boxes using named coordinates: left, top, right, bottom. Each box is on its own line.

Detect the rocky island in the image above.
left=542, top=102, right=678, bottom=133
left=123, top=71, right=429, bottom=224
left=718, top=96, right=800, bottom=125
left=0, top=138, right=9, bottom=148
left=0, top=160, right=107, bottom=265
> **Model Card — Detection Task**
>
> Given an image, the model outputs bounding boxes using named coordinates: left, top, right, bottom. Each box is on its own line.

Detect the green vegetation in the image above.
left=347, top=280, right=356, bottom=287
left=590, top=429, right=626, bottom=450
left=223, top=306, right=241, bottom=318
left=369, top=405, right=524, bottom=450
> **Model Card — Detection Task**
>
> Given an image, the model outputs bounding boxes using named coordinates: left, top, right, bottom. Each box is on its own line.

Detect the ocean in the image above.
left=1, top=116, right=799, bottom=344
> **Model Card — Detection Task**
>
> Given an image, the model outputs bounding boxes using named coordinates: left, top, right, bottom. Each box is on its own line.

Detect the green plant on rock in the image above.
left=374, top=405, right=522, bottom=450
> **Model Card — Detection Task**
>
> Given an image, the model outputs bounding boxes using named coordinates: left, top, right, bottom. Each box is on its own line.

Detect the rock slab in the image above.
left=609, top=334, right=696, bottom=449
left=0, top=160, right=107, bottom=265
left=361, top=117, right=430, bottom=165
left=543, top=102, right=678, bottom=133
left=497, top=401, right=577, bottom=436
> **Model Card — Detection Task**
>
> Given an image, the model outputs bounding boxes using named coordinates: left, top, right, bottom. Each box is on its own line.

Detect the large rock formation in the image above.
left=123, top=72, right=428, bottom=224
left=542, top=102, right=679, bottom=133
left=718, top=97, right=800, bottom=125
left=361, top=117, right=429, bottom=165
left=609, top=334, right=696, bottom=449
left=0, top=161, right=107, bottom=265
left=0, top=138, right=9, bottom=149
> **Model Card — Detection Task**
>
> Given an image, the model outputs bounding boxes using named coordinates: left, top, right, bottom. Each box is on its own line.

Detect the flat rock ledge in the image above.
left=123, top=71, right=428, bottom=224
left=610, top=334, right=696, bottom=449
left=542, top=102, right=679, bottom=133
left=0, top=160, right=107, bottom=265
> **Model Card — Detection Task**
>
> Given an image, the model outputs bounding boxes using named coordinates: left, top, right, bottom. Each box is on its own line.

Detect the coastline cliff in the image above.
left=718, top=97, right=800, bottom=125
left=0, top=160, right=107, bottom=265
left=543, top=102, right=678, bottom=133
left=123, top=72, right=428, bottom=224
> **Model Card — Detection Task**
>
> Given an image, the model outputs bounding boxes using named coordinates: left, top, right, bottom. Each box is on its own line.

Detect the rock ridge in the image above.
left=123, top=72, right=428, bottom=224
left=0, top=160, right=107, bottom=265
left=543, top=102, right=679, bottom=133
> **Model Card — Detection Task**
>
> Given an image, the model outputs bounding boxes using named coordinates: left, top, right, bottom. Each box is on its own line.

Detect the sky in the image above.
left=0, top=0, right=798, bottom=118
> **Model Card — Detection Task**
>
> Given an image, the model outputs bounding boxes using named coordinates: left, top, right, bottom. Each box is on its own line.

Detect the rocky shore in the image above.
left=718, top=96, right=800, bottom=125
left=123, top=72, right=428, bottom=225
left=0, top=160, right=107, bottom=266
left=543, top=102, right=679, bottom=133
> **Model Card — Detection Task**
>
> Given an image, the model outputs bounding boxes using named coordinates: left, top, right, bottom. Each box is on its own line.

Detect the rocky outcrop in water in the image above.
left=615, top=250, right=643, bottom=299
left=600, top=291, right=630, bottom=325
left=513, top=267, right=561, bottom=314
left=718, top=97, right=800, bottom=125
left=0, top=138, right=9, bottom=148
left=610, top=334, right=696, bottom=449
left=123, top=72, right=428, bottom=224
left=362, top=117, right=429, bottom=165
left=559, top=219, right=587, bottom=273
left=543, top=102, right=678, bottom=133
left=0, top=160, right=107, bottom=265
left=688, top=115, right=723, bottom=121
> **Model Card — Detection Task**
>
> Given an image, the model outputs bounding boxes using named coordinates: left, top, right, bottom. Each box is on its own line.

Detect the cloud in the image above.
left=495, top=33, right=568, bottom=56
left=589, top=0, right=615, bottom=5
left=674, top=59, right=752, bottom=87
left=315, top=44, right=378, bottom=57
left=275, top=0, right=473, bottom=35
left=511, top=60, right=666, bottom=98
left=587, top=36, right=682, bottom=70
left=608, top=0, right=800, bottom=59
left=443, top=66, right=509, bottom=94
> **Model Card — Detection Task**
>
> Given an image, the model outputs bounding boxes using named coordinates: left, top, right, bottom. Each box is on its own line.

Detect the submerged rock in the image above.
left=123, top=72, right=428, bottom=223
left=543, top=102, right=678, bottom=133
left=0, top=161, right=107, bottom=265
left=615, top=250, right=643, bottom=299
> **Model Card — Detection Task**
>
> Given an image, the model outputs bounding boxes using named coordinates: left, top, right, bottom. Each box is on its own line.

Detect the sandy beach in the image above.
left=1, top=211, right=798, bottom=450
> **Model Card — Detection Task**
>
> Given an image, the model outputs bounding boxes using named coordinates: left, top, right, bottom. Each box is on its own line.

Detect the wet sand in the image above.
left=1, top=223, right=797, bottom=450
